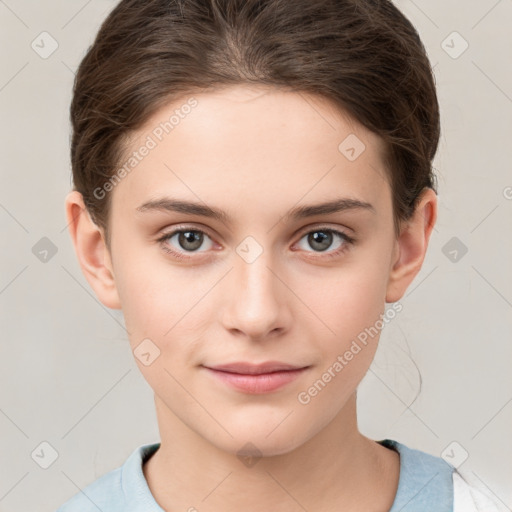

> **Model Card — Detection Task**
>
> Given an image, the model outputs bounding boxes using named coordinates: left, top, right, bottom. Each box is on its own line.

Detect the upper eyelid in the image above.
left=158, top=224, right=216, bottom=242
left=158, top=223, right=352, bottom=247
left=297, top=224, right=351, bottom=237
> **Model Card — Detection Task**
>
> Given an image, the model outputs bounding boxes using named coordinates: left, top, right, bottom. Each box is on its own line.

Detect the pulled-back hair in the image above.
left=70, top=0, right=440, bottom=247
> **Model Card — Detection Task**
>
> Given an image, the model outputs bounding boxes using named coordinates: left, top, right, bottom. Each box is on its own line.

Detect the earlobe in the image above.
left=385, top=188, right=438, bottom=303
left=64, top=190, right=122, bottom=310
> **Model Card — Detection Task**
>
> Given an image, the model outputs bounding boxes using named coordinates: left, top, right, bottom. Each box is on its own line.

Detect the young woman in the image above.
left=58, top=0, right=501, bottom=510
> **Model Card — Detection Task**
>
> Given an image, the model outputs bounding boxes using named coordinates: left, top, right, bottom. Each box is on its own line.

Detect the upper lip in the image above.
left=204, top=361, right=308, bottom=375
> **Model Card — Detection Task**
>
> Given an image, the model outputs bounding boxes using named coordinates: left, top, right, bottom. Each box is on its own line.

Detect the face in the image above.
left=104, top=85, right=400, bottom=456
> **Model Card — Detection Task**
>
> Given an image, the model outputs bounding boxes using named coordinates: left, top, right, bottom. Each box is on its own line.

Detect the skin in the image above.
left=65, top=85, right=437, bottom=512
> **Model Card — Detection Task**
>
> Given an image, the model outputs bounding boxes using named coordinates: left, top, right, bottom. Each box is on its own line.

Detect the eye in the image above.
left=157, top=227, right=214, bottom=260
left=295, top=227, right=355, bottom=259
left=156, top=225, right=356, bottom=262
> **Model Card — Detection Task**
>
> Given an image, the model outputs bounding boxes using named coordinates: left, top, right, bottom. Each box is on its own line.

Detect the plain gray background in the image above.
left=1, top=1, right=511, bottom=511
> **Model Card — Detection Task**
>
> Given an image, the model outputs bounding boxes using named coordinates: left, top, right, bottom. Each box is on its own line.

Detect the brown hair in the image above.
left=70, top=0, right=440, bottom=248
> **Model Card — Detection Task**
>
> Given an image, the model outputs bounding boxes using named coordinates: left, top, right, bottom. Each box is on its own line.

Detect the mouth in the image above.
left=201, top=361, right=311, bottom=394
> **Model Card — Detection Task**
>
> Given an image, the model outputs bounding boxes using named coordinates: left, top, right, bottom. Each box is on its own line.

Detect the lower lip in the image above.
left=203, top=367, right=308, bottom=394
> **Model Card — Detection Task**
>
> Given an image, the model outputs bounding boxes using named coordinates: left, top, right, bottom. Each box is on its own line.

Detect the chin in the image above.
left=205, top=422, right=312, bottom=459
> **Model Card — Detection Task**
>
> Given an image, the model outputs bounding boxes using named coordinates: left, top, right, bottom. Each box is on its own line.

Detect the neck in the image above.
left=143, top=393, right=400, bottom=512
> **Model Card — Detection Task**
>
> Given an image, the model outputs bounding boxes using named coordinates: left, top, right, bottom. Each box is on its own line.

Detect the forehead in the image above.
left=112, top=85, right=390, bottom=219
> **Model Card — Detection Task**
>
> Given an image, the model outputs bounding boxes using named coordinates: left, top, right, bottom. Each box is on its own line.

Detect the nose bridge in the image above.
left=222, top=236, right=287, bottom=338
left=235, top=238, right=280, bottom=305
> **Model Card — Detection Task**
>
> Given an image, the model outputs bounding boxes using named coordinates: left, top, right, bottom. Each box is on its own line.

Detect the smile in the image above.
left=201, top=362, right=310, bottom=394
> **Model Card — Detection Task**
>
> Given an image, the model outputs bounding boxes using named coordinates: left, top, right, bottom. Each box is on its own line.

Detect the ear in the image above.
left=64, top=190, right=122, bottom=310
left=385, top=187, right=438, bottom=303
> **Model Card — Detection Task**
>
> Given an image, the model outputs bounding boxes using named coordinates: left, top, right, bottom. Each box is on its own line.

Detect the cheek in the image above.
left=295, top=267, right=389, bottom=414
left=120, top=275, right=191, bottom=341
left=114, top=253, right=215, bottom=359
left=306, top=260, right=390, bottom=340
left=114, top=224, right=392, bottom=346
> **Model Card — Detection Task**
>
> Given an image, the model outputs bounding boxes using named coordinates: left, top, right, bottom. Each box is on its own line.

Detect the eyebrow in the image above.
left=136, top=196, right=376, bottom=223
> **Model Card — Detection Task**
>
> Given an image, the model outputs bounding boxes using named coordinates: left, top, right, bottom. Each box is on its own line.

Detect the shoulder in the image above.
left=55, top=442, right=161, bottom=512
left=378, top=439, right=503, bottom=512
left=453, top=470, right=502, bottom=512
left=55, top=466, right=124, bottom=512
left=381, top=439, right=454, bottom=510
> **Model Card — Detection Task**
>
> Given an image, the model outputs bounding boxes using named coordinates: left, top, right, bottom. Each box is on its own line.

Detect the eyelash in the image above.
left=156, top=225, right=356, bottom=262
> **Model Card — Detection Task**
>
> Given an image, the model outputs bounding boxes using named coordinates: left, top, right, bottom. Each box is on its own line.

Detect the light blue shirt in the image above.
left=56, top=438, right=455, bottom=511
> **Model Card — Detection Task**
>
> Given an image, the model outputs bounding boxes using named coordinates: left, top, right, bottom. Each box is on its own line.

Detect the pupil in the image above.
left=310, top=231, right=331, bottom=252
left=180, top=231, right=202, bottom=251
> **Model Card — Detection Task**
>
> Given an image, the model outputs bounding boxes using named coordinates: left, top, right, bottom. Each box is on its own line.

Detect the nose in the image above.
left=220, top=251, right=291, bottom=342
